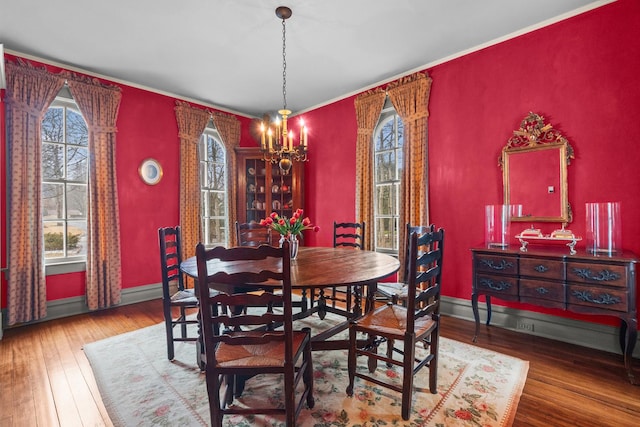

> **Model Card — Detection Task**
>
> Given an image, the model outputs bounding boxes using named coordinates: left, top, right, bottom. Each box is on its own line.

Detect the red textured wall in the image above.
left=302, top=0, right=640, bottom=325
left=2, top=0, right=639, bottom=331
left=302, top=98, right=358, bottom=248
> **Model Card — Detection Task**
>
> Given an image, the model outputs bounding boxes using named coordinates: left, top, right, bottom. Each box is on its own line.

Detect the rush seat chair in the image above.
left=346, top=226, right=444, bottom=420
left=195, top=241, right=314, bottom=426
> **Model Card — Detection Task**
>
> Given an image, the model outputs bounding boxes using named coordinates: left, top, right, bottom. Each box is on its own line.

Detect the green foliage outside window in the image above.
left=44, top=231, right=81, bottom=251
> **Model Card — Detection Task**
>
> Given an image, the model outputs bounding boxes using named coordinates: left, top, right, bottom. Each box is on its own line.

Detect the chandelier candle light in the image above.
left=260, top=6, right=308, bottom=174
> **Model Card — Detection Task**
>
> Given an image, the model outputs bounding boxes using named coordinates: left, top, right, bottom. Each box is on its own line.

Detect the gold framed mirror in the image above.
left=501, top=112, right=574, bottom=223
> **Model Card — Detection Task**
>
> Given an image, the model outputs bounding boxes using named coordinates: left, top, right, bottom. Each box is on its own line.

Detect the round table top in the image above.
left=180, top=246, right=399, bottom=289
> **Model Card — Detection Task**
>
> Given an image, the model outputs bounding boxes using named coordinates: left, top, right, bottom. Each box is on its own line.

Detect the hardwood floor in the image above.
left=1, top=298, right=639, bottom=426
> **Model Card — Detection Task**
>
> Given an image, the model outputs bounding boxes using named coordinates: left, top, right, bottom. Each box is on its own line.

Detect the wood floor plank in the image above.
left=50, top=321, right=107, bottom=427
left=1, top=323, right=59, bottom=427
left=0, top=331, right=15, bottom=422
left=64, top=319, right=113, bottom=426
left=37, top=326, right=83, bottom=427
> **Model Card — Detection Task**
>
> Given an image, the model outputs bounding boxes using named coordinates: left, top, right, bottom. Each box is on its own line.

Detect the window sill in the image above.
left=45, top=261, right=86, bottom=276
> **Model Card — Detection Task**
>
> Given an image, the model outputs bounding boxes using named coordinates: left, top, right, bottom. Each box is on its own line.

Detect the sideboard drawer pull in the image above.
left=479, top=278, right=512, bottom=291
left=572, top=268, right=621, bottom=282
left=535, top=287, right=550, bottom=295
left=534, top=265, right=549, bottom=273
left=480, top=259, right=514, bottom=271
left=571, top=290, right=621, bottom=305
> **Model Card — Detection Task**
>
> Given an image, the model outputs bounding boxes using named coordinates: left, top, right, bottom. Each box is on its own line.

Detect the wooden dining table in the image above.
left=180, top=246, right=400, bottom=351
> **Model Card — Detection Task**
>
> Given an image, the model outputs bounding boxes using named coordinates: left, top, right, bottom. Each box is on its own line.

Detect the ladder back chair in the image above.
left=235, top=221, right=272, bottom=247
left=158, top=226, right=200, bottom=361
left=195, top=241, right=314, bottom=427
left=346, top=225, right=444, bottom=420
left=376, top=223, right=431, bottom=304
left=325, top=221, right=365, bottom=311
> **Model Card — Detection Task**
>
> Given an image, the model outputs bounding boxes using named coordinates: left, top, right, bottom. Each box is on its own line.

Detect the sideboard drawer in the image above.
left=567, top=284, right=628, bottom=312
left=475, top=254, right=518, bottom=275
left=519, top=258, right=565, bottom=280
left=566, top=262, right=628, bottom=288
left=475, top=273, right=518, bottom=296
left=520, top=278, right=565, bottom=303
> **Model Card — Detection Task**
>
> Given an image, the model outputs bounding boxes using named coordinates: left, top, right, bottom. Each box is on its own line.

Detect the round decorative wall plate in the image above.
left=139, top=158, right=163, bottom=185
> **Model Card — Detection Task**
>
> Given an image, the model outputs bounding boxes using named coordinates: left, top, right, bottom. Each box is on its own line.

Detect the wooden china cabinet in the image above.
left=235, top=147, right=304, bottom=229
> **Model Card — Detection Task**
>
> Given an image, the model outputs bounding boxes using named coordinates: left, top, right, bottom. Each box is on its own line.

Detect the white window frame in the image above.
left=372, top=102, right=403, bottom=255
left=199, top=127, right=229, bottom=247
left=42, top=92, right=88, bottom=272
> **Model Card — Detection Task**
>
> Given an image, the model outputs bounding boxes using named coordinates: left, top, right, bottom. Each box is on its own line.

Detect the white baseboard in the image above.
left=0, top=283, right=163, bottom=338
left=441, top=295, right=640, bottom=358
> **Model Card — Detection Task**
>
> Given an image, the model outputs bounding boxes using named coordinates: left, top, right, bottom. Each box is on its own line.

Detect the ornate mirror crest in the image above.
left=503, top=112, right=574, bottom=157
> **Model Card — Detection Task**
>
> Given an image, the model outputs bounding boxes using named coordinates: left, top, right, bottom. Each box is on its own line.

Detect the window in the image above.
left=373, top=102, right=404, bottom=254
left=199, top=129, right=228, bottom=246
left=41, top=95, right=89, bottom=264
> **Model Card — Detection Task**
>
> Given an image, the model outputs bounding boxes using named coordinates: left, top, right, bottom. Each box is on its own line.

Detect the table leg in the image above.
left=196, top=308, right=206, bottom=371
left=365, top=282, right=376, bottom=314
left=317, top=289, right=327, bottom=320
left=353, top=285, right=362, bottom=317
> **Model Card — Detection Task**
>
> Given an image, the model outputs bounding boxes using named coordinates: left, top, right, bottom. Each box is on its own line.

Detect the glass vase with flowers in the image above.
left=260, top=209, right=319, bottom=259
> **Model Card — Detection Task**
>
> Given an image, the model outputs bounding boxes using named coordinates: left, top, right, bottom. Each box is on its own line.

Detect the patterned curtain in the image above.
left=354, top=89, right=386, bottom=250
left=387, top=72, right=432, bottom=278
left=211, top=111, right=241, bottom=247
left=4, top=60, right=65, bottom=324
left=174, top=101, right=210, bottom=261
left=67, top=75, right=123, bottom=310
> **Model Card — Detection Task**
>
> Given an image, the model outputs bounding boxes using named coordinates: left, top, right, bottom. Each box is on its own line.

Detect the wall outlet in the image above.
left=517, top=321, right=535, bottom=332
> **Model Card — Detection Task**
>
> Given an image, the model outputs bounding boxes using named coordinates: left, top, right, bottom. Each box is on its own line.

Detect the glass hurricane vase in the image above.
left=279, top=234, right=299, bottom=260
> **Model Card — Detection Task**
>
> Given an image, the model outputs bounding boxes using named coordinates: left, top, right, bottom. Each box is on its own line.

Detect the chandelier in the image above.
left=260, top=6, right=308, bottom=175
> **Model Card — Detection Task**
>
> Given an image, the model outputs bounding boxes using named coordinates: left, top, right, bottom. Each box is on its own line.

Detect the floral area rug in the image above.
left=84, top=312, right=528, bottom=426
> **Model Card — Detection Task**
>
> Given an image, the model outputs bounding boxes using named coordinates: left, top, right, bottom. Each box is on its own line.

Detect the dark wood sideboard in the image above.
left=471, top=246, right=637, bottom=384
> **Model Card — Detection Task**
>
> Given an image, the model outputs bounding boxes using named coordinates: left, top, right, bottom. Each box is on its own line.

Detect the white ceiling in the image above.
left=0, top=0, right=609, bottom=118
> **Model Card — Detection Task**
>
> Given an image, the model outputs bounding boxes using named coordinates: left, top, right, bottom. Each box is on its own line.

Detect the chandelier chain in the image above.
left=281, top=16, right=287, bottom=110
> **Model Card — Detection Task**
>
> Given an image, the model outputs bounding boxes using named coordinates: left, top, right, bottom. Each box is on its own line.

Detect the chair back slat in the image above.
left=211, top=291, right=282, bottom=307
left=159, top=226, right=185, bottom=295
left=333, top=221, right=365, bottom=250
left=406, top=226, right=444, bottom=331
left=398, top=224, right=432, bottom=282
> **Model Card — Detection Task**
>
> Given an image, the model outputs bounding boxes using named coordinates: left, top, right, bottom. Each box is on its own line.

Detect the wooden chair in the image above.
left=323, top=221, right=365, bottom=311
left=158, top=226, right=200, bottom=361
left=346, top=225, right=444, bottom=420
left=235, top=221, right=272, bottom=247
left=195, top=241, right=314, bottom=427
left=376, top=223, right=430, bottom=304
